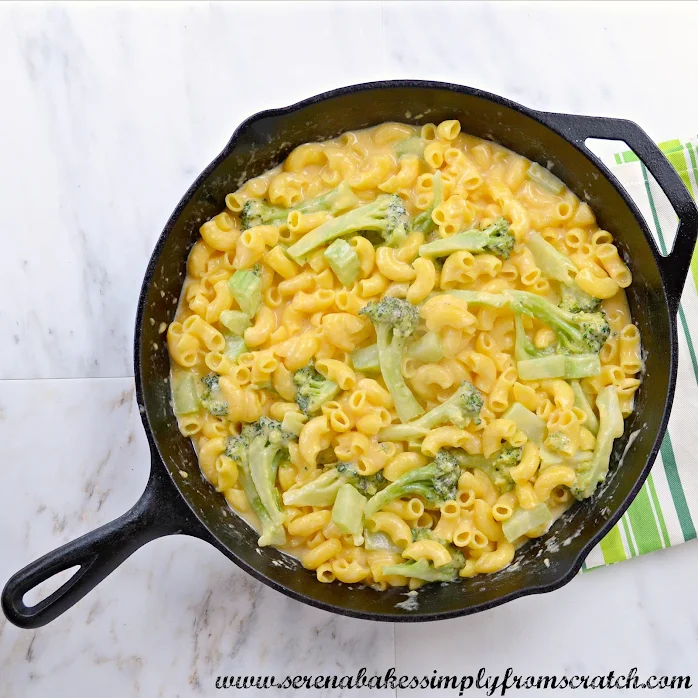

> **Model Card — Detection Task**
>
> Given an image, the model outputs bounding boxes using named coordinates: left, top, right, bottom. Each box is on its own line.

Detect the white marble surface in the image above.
left=0, top=381, right=396, bottom=698
left=2, top=2, right=697, bottom=697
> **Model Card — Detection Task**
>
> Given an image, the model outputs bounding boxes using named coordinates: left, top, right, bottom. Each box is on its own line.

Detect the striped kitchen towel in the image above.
left=583, top=138, right=698, bottom=569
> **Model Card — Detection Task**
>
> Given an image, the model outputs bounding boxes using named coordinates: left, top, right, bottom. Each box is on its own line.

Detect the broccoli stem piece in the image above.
left=364, top=450, right=460, bottom=518
left=364, top=530, right=402, bottom=553
left=331, top=483, right=366, bottom=535
left=376, top=322, right=424, bottom=423
left=286, top=194, right=409, bottom=263
left=360, top=297, right=424, bottom=423
left=219, top=309, right=251, bottom=335
left=412, top=171, right=443, bottom=234
left=222, top=334, right=247, bottom=363
left=281, top=467, right=347, bottom=507
left=527, top=162, right=565, bottom=195
left=508, top=290, right=610, bottom=354
left=517, top=355, right=567, bottom=381
left=407, top=331, right=444, bottom=363
left=502, top=503, right=553, bottom=542
left=418, top=218, right=514, bottom=260
left=571, top=386, right=624, bottom=500
left=564, top=354, right=602, bottom=379
left=378, top=380, right=483, bottom=441
left=324, top=238, right=360, bottom=286
left=382, top=549, right=466, bottom=583
left=446, top=289, right=511, bottom=309
left=502, top=402, right=547, bottom=445
left=247, top=428, right=289, bottom=536
left=295, top=181, right=360, bottom=215
left=514, top=314, right=550, bottom=362
left=228, top=266, right=262, bottom=317
left=238, top=463, right=286, bottom=547
left=172, top=372, right=199, bottom=415
left=281, top=461, right=387, bottom=508
left=571, top=380, right=599, bottom=435
left=350, top=344, right=381, bottom=374
left=526, top=231, right=578, bottom=285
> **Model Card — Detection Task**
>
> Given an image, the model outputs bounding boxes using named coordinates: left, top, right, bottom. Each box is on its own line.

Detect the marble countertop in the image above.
left=2, top=2, right=697, bottom=696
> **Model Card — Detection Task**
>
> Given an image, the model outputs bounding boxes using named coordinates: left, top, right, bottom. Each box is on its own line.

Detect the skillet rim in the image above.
left=133, top=79, right=678, bottom=622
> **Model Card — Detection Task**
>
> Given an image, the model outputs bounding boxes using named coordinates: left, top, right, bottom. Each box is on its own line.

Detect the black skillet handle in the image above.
left=536, top=112, right=698, bottom=316
left=2, top=455, right=211, bottom=629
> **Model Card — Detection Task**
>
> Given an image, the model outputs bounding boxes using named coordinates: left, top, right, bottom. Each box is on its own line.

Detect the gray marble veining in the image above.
left=2, top=2, right=698, bottom=697
left=0, top=380, right=395, bottom=698
left=0, top=2, right=384, bottom=380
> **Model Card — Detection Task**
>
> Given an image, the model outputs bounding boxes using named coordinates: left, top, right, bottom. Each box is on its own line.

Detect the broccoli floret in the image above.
left=281, top=460, right=387, bottom=509
left=448, top=289, right=607, bottom=380
left=411, top=527, right=448, bottom=546
left=412, top=171, right=444, bottom=234
left=240, top=199, right=288, bottom=230
left=378, top=380, right=483, bottom=441
left=572, top=312, right=612, bottom=353
left=559, top=284, right=602, bottom=314
left=286, top=194, right=409, bottom=262
left=419, top=218, right=515, bottom=260
left=410, top=526, right=433, bottom=542
left=545, top=431, right=572, bottom=455
left=481, top=218, right=516, bottom=259
left=200, top=373, right=228, bottom=417
left=201, top=373, right=218, bottom=391
left=359, top=297, right=424, bottom=423
left=240, top=183, right=360, bottom=231
left=293, top=364, right=340, bottom=416
left=336, top=461, right=387, bottom=497
left=494, top=445, right=524, bottom=469
left=360, top=296, right=420, bottom=338
left=224, top=417, right=294, bottom=546
left=364, top=450, right=460, bottom=518
left=382, top=548, right=466, bottom=583
left=475, top=445, right=523, bottom=493
left=449, top=289, right=610, bottom=355
left=509, top=291, right=610, bottom=354
left=513, top=305, right=602, bottom=380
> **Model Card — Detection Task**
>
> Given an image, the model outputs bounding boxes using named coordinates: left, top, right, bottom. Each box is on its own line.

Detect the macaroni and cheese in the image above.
left=167, top=121, right=642, bottom=589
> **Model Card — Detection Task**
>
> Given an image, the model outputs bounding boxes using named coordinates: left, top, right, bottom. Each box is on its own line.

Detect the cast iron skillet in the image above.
left=4, top=81, right=698, bottom=628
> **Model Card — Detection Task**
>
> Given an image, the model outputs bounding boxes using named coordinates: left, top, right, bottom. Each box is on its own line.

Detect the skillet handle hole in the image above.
left=584, top=137, right=678, bottom=257
left=22, top=565, right=82, bottom=608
